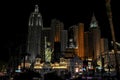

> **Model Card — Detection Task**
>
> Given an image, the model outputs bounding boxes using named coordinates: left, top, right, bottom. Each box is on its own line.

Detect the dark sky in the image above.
left=1, top=0, right=120, bottom=62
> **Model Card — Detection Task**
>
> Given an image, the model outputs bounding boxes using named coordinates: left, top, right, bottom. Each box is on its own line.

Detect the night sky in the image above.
left=1, top=0, right=120, bottom=62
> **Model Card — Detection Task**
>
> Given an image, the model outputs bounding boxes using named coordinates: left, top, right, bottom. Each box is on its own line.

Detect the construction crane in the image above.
left=116, top=42, right=120, bottom=47
left=111, top=41, right=120, bottom=47
left=106, top=0, right=120, bottom=79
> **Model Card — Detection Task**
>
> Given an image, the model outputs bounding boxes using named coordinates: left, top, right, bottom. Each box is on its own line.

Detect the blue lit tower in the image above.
left=27, top=5, right=43, bottom=62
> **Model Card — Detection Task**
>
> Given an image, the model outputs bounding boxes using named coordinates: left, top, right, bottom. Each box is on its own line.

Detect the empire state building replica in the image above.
left=27, top=5, right=43, bottom=63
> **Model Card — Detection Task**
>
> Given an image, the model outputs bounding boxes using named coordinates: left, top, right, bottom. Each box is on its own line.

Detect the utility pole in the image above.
left=105, top=0, right=119, bottom=79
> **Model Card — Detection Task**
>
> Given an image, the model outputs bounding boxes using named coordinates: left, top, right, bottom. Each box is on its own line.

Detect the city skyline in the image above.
left=1, top=0, right=120, bottom=62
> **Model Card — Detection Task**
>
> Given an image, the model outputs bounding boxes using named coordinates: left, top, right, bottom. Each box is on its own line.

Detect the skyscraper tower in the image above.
left=61, top=30, right=68, bottom=55
left=78, top=23, right=84, bottom=59
left=69, top=23, right=85, bottom=59
left=100, top=38, right=109, bottom=55
left=50, top=19, right=64, bottom=62
left=50, top=19, right=64, bottom=43
left=84, top=31, right=93, bottom=59
left=89, top=14, right=101, bottom=59
left=27, top=5, right=43, bottom=62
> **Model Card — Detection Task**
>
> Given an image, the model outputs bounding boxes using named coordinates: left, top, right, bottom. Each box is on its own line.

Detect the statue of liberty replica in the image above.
left=44, top=37, right=54, bottom=64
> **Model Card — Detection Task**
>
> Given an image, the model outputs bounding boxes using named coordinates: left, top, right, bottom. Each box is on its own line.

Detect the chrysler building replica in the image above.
left=89, top=14, right=101, bottom=59
left=27, top=5, right=43, bottom=62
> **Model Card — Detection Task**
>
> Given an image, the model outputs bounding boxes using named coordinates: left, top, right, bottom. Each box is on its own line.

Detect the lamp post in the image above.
left=106, top=0, right=119, bottom=79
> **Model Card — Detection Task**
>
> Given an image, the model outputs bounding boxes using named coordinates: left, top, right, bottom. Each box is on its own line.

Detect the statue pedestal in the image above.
left=43, top=62, right=52, bottom=68
left=43, top=62, right=52, bottom=73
